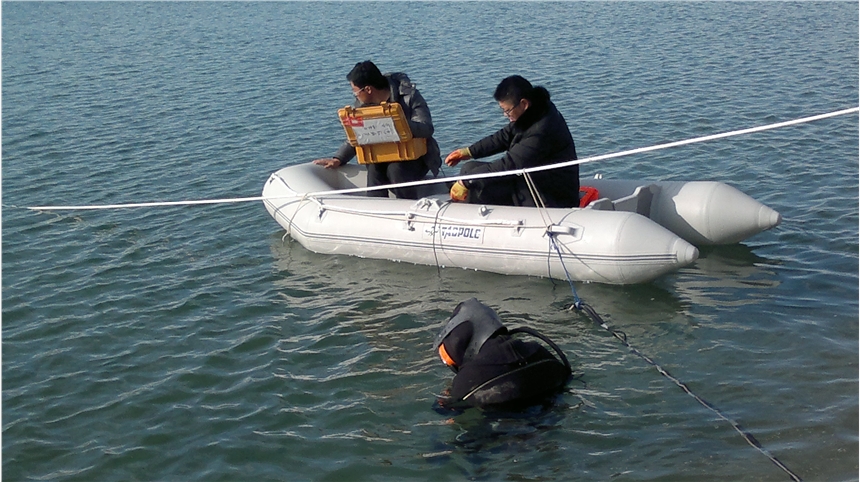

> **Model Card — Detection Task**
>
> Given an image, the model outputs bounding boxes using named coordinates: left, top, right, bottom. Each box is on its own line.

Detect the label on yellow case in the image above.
left=351, top=118, right=401, bottom=144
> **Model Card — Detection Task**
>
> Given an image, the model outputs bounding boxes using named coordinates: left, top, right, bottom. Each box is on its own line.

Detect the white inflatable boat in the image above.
left=261, top=163, right=780, bottom=284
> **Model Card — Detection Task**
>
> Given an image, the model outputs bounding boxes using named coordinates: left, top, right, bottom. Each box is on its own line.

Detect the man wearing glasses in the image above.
left=445, top=75, right=580, bottom=208
left=314, top=61, right=441, bottom=199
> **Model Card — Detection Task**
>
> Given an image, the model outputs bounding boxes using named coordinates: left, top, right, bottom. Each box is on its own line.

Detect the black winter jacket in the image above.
left=467, top=88, right=579, bottom=207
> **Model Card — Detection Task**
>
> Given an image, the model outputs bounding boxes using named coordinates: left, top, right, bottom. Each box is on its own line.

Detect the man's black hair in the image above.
left=493, top=75, right=533, bottom=104
left=346, top=61, right=389, bottom=90
left=494, top=75, right=551, bottom=110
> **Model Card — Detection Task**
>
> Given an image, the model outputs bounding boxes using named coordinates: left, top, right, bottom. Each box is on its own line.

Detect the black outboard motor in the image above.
left=434, top=298, right=572, bottom=409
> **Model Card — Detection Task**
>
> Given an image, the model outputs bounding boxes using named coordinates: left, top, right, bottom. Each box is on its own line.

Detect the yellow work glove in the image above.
left=450, top=181, right=469, bottom=202
left=444, top=148, right=472, bottom=167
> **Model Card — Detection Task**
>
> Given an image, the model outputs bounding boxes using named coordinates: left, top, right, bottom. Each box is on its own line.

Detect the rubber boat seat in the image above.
left=584, top=184, right=658, bottom=217
left=422, top=183, right=658, bottom=215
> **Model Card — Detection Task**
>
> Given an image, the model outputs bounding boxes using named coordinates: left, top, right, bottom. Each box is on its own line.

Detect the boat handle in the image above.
left=546, top=224, right=577, bottom=237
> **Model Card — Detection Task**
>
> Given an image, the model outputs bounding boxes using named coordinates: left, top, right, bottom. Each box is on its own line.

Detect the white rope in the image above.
left=523, top=171, right=554, bottom=228
left=28, top=196, right=265, bottom=211
left=27, top=106, right=858, bottom=211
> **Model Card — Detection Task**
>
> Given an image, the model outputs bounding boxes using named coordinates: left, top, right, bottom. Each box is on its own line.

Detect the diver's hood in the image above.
left=434, top=298, right=506, bottom=363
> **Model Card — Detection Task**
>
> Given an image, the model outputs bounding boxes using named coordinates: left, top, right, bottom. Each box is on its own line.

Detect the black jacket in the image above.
left=466, top=88, right=579, bottom=207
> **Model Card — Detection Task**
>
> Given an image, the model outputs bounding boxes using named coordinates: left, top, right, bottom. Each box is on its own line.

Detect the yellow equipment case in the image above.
left=338, top=102, right=427, bottom=164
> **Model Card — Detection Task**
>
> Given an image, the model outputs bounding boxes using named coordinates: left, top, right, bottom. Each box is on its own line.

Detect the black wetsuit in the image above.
left=447, top=333, right=570, bottom=409
left=435, top=298, right=571, bottom=409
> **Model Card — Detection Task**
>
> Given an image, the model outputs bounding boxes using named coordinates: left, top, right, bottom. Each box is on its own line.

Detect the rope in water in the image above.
left=547, top=234, right=802, bottom=482
left=25, top=106, right=858, bottom=211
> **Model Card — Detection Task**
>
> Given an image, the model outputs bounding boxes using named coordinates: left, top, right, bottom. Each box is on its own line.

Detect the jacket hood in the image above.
left=384, top=72, right=416, bottom=98
left=514, top=86, right=552, bottom=131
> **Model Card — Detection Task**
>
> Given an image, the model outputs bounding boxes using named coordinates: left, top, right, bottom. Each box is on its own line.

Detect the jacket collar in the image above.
left=513, top=96, right=550, bottom=131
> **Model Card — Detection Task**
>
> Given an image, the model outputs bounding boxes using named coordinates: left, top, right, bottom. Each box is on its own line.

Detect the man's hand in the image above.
left=450, top=180, right=469, bottom=202
left=313, top=158, right=343, bottom=169
left=444, top=148, right=471, bottom=167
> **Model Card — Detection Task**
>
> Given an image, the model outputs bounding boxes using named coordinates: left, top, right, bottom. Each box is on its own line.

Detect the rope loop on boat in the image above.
left=523, top=171, right=554, bottom=228
left=279, top=193, right=311, bottom=240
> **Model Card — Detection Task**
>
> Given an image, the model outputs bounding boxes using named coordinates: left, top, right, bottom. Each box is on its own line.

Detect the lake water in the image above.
left=2, top=2, right=858, bottom=481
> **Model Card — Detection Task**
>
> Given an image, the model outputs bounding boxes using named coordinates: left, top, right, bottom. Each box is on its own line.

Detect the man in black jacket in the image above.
left=445, top=76, right=579, bottom=207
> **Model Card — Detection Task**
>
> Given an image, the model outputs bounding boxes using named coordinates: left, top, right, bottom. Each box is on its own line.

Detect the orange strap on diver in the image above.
left=438, top=343, right=456, bottom=367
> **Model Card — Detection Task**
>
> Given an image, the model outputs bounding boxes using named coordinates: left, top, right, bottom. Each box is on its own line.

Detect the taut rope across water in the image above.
left=25, top=106, right=857, bottom=212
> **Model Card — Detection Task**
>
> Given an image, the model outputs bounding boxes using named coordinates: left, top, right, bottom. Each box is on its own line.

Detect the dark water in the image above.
left=3, top=2, right=858, bottom=481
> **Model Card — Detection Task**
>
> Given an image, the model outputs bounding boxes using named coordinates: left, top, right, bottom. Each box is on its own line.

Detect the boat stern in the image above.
left=654, top=181, right=782, bottom=245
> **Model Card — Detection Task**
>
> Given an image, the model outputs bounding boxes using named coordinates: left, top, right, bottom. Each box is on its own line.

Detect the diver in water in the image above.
left=433, top=298, right=572, bottom=410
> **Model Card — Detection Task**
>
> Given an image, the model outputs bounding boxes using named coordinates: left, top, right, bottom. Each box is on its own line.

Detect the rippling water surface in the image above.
left=3, top=2, right=858, bottom=481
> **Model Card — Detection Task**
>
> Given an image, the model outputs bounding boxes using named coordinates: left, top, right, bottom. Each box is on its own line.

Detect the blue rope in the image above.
left=548, top=233, right=581, bottom=309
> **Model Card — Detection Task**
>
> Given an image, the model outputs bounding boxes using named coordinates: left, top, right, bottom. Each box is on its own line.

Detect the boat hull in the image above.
left=262, top=164, right=700, bottom=284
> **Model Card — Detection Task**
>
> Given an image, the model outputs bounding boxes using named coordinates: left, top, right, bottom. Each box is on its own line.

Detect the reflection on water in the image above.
left=267, top=214, right=783, bottom=336
left=672, top=244, right=781, bottom=310
left=268, top=232, right=691, bottom=312
left=266, top=232, right=786, bottom=380
left=424, top=396, right=578, bottom=476
left=695, top=244, right=780, bottom=276
left=267, top=232, right=713, bottom=367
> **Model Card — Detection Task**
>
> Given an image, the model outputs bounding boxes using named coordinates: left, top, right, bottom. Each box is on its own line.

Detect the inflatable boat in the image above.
left=261, top=163, right=780, bottom=285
